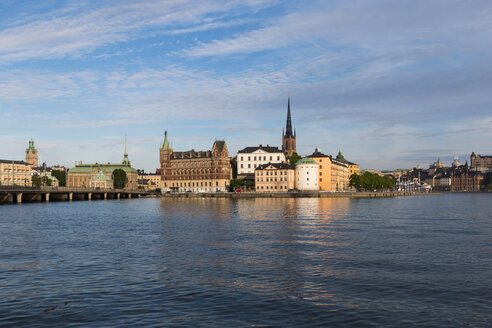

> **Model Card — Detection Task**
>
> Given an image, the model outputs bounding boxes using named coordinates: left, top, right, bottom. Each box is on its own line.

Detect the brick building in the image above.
left=159, top=131, right=232, bottom=192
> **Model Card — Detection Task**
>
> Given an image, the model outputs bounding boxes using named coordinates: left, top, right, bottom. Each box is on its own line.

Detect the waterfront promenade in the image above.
left=0, top=186, right=150, bottom=204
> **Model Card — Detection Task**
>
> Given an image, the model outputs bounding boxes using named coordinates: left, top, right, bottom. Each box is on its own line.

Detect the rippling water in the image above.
left=1, top=194, right=491, bottom=327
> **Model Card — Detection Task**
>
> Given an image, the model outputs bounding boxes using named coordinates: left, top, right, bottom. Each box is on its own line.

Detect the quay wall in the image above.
left=161, top=191, right=438, bottom=199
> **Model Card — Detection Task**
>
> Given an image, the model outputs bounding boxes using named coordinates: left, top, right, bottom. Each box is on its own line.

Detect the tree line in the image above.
left=349, top=172, right=395, bottom=190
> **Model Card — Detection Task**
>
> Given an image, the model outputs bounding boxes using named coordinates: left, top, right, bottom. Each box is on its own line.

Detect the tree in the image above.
left=51, top=170, right=66, bottom=186
left=289, top=152, right=301, bottom=166
left=349, top=172, right=395, bottom=191
left=112, top=169, right=128, bottom=189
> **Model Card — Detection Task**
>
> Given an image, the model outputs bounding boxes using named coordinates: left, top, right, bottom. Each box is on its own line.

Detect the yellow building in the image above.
left=307, top=149, right=332, bottom=191
left=0, top=160, right=32, bottom=186
left=307, top=149, right=355, bottom=191
left=255, top=162, right=295, bottom=192
left=138, top=172, right=161, bottom=191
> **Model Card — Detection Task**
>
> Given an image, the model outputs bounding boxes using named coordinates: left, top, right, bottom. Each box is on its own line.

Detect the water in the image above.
left=1, top=194, right=491, bottom=327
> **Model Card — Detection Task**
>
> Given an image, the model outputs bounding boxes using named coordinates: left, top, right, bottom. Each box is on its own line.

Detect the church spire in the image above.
left=285, top=97, right=293, bottom=137
left=161, top=130, right=171, bottom=150
left=122, top=136, right=131, bottom=165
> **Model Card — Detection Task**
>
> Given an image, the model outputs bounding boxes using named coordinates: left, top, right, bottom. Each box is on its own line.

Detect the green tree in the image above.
left=32, top=176, right=42, bottom=187
left=349, top=172, right=395, bottom=191
left=289, top=152, right=301, bottom=166
left=51, top=170, right=66, bottom=186
left=112, top=169, right=128, bottom=189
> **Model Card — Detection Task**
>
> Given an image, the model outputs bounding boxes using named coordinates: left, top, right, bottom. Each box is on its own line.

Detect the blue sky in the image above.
left=1, top=0, right=491, bottom=171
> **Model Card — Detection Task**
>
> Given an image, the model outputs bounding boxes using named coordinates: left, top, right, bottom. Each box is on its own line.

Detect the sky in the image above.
left=1, top=0, right=491, bottom=171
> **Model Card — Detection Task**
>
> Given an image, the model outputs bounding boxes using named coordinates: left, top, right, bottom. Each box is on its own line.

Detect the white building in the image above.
left=295, top=158, right=319, bottom=191
left=237, top=145, right=286, bottom=177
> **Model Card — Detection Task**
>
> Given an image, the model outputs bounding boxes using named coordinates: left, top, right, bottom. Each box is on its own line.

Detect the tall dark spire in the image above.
left=285, top=97, right=293, bottom=137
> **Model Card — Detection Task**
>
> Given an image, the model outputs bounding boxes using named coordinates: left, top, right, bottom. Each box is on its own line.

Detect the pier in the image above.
left=0, top=186, right=151, bottom=204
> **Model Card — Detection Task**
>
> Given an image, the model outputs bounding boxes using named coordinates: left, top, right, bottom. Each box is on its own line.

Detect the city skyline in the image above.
left=1, top=0, right=492, bottom=171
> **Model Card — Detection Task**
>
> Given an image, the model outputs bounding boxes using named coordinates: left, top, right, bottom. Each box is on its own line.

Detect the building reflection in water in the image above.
left=157, top=197, right=354, bottom=307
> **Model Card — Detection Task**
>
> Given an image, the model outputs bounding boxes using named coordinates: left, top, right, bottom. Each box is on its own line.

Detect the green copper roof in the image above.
left=161, top=131, right=172, bottom=151
left=26, top=138, right=37, bottom=152
left=69, top=164, right=137, bottom=174
left=336, top=151, right=348, bottom=164
left=122, top=136, right=131, bottom=165
left=296, top=158, right=318, bottom=165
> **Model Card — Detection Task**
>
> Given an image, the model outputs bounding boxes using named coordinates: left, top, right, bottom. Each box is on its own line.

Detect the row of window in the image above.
left=168, top=181, right=220, bottom=187
left=169, top=168, right=222, bottom=175
left=257, top=171, right=288, bottom=176
left=240, top=155, right=281, bottom=162
left=256, top=177, right=288, bottom=182
left=256, top=185, right=288, bottom=190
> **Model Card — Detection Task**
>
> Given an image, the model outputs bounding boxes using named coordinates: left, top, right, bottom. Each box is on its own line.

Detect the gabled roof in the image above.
left=213, top=140, right=227, bottom=153
left=256, top=162, right=294, bottom=170
left=68, top=163, right=137, bottom=174
left=238, top=145, right=283, bottom=154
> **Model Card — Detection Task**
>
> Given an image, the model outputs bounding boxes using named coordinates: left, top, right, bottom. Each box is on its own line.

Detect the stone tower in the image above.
left=282, top=97, right=296, bottom=158
left=25, top=138, right=38, bottom=167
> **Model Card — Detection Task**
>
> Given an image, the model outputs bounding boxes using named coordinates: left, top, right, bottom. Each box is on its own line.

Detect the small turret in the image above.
left=122, top=136, right=131, bottom=165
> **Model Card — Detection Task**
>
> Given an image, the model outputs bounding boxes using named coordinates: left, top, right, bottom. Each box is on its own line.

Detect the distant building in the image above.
left=0, top=160, right=32, bottom=186
left=25, top=138, right=38, bottom=167
left=295, top=158, right=319, bottom=191
left=137, top=171, right=161, bottom=191
left=237, top=145, right=286, bottom=177
left=159, top=131, right=232, bottom=192
left=67, top=138, right=138, bottom=189
left=451, top=163, right=484, bottom=192
left=282, top=97, right=296, bottom=158
left=470, top=152, right=492, bottom=173
left=255, top=162, right=295, bottom=192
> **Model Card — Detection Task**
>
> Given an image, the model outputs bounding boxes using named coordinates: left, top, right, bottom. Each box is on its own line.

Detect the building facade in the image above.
left=67, top=139, right=138, bottom=189
left=451, top=166, right=483, bottom=191
left=0, top=160, right=32, bottom=186
left=159, top=131, right=232, bottom=192
left=470, top=152, right=492, bottom=173
left=282, top=97, right=296, bottom=158
left=237, top=145, right=286, bottom=177
left=138, top=171, right=161, bottom=191
left=255, top=162, right=295, bottom=192
left=295, top=158, right=319, bottom=191
left=25, top=138, right=38, bottom=167
left=307, top=149, right=332, bottom=191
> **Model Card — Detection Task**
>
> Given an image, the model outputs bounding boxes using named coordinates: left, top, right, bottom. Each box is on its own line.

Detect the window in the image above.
left=320, top=178, right=322, bottom=182
left=270, top=156, right=272, bottom=160
left=320, top=172, right=322, bottom=176
left=320, top=165, right=322, bottom=169
left=248, top=156, right=251, bottom=161
left=263, top=156, right=266, bottom=160
left=307, top=178, right=309, bottom=181
left=277, top=156, right=280, bottom=160
left=254, top=156, right=256, bottom=161
left=248, top=164, right=251, bottom=168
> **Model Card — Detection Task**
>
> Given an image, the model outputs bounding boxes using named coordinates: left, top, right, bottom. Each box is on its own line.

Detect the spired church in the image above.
left=282, top=97, right=296, bottom=158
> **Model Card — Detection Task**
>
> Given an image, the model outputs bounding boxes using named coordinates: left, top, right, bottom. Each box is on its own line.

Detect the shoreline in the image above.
left=161, top=191, right=439, bottom=199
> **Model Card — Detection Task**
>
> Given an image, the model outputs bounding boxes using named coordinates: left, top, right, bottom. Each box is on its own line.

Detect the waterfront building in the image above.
left=137, top=171, right=161, bottom=191
left=254, top=162, right=295, bottom=192
left=451, top=163, right=484, bottom=191
left=25, top=138, right=38, bottom=167
left=237, top=145, right=286, bottom=178
left=307, top=149, right=353, bottom=191
left=307, top=149, right=332, bottom=191
left=159, top=131, right=232, bottom=192
left=348, top=161, right=360, bottom=177
left=295, top=158, right=319, bottom=191
left=470, top=152, right=492, bottom=173
left=0, top=160, right=32, bottom=186
left=67, top=139, right=138, bottom=189
left=282, top=97, right=296, bottom=158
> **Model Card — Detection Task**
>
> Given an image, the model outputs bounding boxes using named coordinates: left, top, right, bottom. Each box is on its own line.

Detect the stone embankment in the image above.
left=161, top=191, right=437, bottom=199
